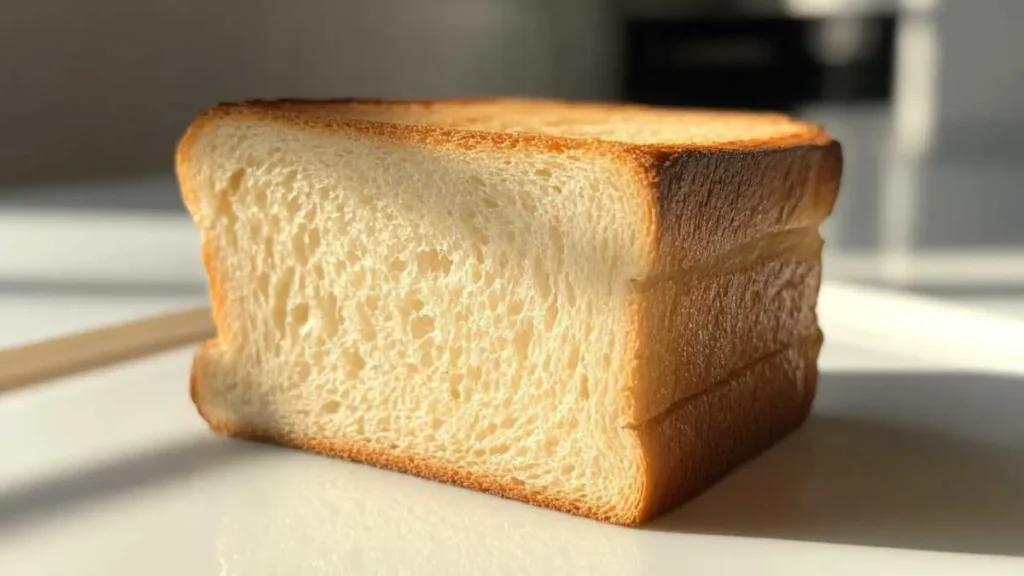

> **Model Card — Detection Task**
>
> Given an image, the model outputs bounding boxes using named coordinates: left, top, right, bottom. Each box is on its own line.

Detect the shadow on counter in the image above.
left=650, top=370, right=1024, bottom=557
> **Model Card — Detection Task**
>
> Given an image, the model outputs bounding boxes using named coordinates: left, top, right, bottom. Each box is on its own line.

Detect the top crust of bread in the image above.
left=178, top=97, right=839, bottom=275
left=178, top=97, right=832, bottom=159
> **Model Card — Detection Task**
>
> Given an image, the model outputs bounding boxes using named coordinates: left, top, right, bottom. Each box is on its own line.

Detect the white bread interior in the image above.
left=178, top=98, right=841, bottom=525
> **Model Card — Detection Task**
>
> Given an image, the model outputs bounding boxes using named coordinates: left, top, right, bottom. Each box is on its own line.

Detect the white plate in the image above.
left=1, top=283, right=1022, bottom=575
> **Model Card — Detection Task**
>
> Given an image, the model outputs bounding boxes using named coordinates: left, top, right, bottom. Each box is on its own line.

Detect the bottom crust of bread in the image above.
left=190, top=333, right=820, bottom=526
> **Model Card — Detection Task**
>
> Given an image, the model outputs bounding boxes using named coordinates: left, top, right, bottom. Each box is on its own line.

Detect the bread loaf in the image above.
left=177, top=98, right=841, bottom=525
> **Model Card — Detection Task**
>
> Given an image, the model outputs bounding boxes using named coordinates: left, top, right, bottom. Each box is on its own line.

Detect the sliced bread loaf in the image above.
left=176, top=98, right=841, bottom=525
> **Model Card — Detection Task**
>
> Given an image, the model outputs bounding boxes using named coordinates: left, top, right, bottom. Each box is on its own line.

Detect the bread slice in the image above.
left=177, top=98, right=841, bottom=525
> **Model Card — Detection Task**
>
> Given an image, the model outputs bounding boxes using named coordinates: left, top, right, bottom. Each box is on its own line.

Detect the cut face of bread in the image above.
left=178, top=98, right=841, bottom=525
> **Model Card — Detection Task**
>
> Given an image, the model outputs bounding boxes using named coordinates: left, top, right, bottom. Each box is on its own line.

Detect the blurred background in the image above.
left=1, top=0, right=1022, bottom=326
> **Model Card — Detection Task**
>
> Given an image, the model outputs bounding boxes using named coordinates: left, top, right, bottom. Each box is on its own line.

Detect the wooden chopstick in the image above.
left=0, top=307, right=215, bottom=394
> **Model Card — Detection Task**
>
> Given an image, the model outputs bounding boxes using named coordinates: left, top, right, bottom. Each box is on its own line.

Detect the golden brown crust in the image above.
left=648, top=141, right=841, bottom=273
left=177, top=98, right=831, bottom=182
left=627, top=137, right=839, bottom=419
left=628, top=134, right=840, bottom=520
left=630, top=229, right=825, bottom=423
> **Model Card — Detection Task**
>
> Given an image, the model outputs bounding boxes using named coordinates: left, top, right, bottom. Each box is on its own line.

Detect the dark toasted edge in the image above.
left=625, top=136, right=838, bottom=521
left=649, top=139, right=842, bottom=274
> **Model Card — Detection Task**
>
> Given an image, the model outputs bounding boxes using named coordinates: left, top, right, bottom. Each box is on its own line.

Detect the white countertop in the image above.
left=1, top=179, right=1023, bottom=574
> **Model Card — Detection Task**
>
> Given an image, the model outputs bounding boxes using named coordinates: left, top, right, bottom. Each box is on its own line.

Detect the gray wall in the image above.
left=0, top=0, right=617, bottom=185
left=920, top=0, right=1024, bottom=249
left=812, top=0, right=1024, bottom=253
left=934, top=0, right=1024, bottom=126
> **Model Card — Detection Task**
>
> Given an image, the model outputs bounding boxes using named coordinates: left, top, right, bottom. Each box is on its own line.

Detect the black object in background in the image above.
left=624, top=16, right=895, bottom=112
